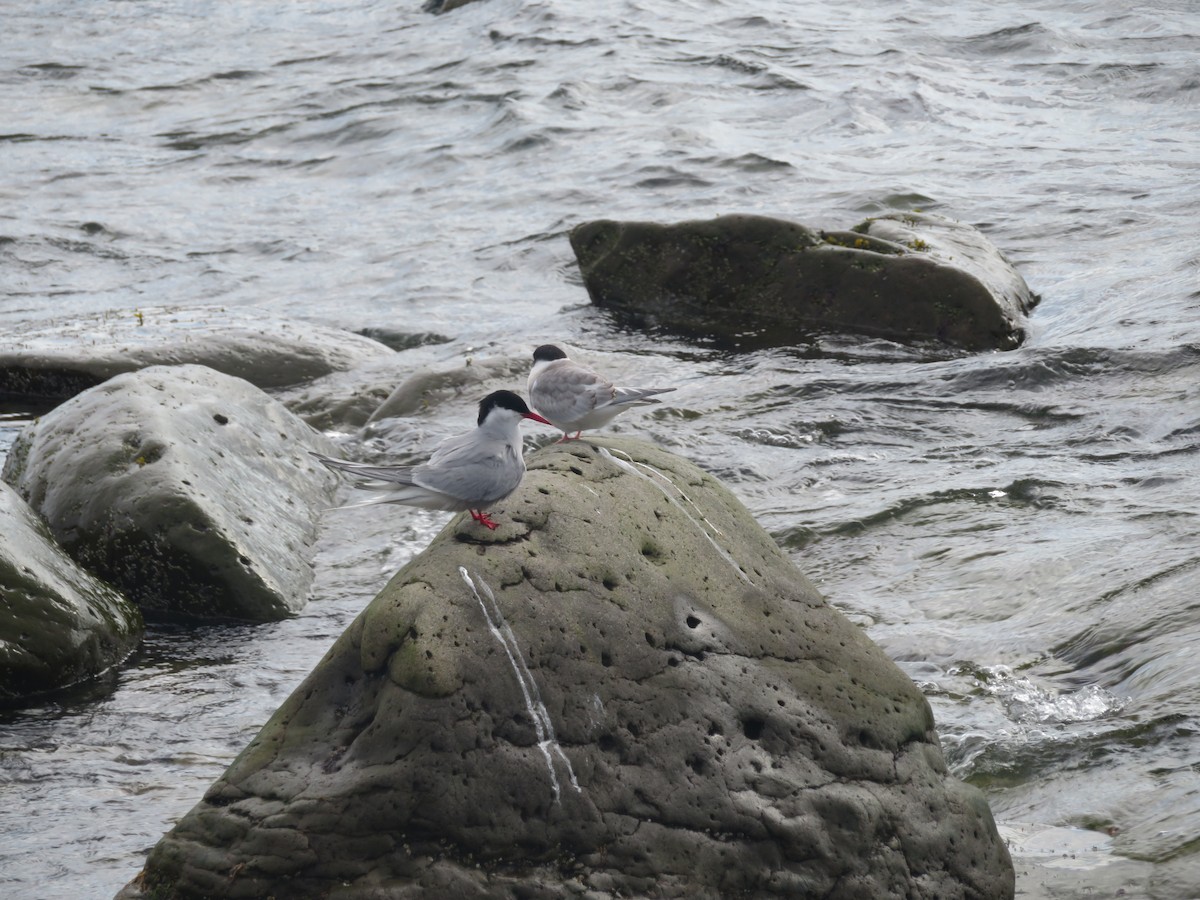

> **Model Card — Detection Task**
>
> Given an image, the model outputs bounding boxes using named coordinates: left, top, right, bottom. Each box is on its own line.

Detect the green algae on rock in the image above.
left=571, top=211, right=1038, bottom=352
left=2, top=365, right=338, bottom=622
left=121, top=437, right=1013, bottom=899
left=0, top=481, right=142, bottom=704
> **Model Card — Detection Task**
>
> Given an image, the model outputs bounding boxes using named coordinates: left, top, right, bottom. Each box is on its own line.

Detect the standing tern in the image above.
left=527, top=344, right=676, bottom=441
left=312, top=390, right=552, bottom=530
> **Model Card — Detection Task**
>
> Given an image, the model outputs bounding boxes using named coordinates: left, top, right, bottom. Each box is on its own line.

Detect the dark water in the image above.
left=2, top=1, right=1199, bottom=897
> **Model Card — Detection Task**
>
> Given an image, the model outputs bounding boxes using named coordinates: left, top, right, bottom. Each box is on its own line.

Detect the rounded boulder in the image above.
left=571, top=211, right=1038, bottom=351
left=2, top=365, right=338, bottom=622
left=0, top=481, right=142, bottom=703
left=124, top=437, right=1014, bottom=898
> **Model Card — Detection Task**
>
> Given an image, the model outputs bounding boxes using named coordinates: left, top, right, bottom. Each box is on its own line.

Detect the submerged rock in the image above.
left=274, top=355, right=415, bottom=432
left=0, top=481, right=142, bottom=704
left=571, top=211, right=1038, bottom=351
left=2, top=365, right=338, bottom=622
left=278, top=355, right=526, bottom=433
left=366, top=355, right=528, bottom=424
left=123, top=437, right=1013, bottom=899
left=0, top=305, right=395, bottom=409
left=424, top=0, right=486, bottom=13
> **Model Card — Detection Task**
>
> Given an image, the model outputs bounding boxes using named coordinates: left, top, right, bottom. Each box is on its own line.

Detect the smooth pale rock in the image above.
left=0, top=481, right=142, bottom=703
left=2, top=365, right=338, bottom=622
left=275, top=353, right=524, bottom=434
left=273, top=329, right=454, bottom=430
left=0, top=305, right=395, bottom=408
left=122, top=437, right=1013, bottom=899
left=571, top=211, right=1038, bottom=351
left=367, top=356, right=528, bottom=423
left=274, top=355, right=416, bottom=432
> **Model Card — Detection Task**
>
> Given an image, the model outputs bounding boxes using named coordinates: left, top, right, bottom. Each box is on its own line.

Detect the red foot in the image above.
left=470, top=509, right=500, bottom=530
left=555, top=431, right=583, bottom=443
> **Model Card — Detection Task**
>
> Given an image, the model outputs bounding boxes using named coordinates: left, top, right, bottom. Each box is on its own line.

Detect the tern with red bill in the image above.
left=528, top=344, right=676, bottom=441
left=312, top=390, right=552, bottom=530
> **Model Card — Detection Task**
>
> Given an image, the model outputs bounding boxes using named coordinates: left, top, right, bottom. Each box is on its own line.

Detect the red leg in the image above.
left=470, top=509, right=500, bottom=530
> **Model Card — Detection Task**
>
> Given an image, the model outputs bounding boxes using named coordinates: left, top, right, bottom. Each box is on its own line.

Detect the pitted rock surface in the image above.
left=123, top=437, right=1013, bottom=898
left=3, top=365, right=337, bottom=622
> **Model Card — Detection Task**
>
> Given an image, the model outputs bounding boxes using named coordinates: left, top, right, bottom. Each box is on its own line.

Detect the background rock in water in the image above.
left=274, top=354, right=416, bottom=432
left=571, top=211, right=1038, bottom=351
left=366, top=355, right=529, bottom=423
left=124, top=437, right=1013, bottom=899
left=2, top=365, right=338, bottom=622
left=277, top=354, right=527, bottom=433
left=0, top=482, right=142, bottom=704
left=0, top=306, right=395, bottom=409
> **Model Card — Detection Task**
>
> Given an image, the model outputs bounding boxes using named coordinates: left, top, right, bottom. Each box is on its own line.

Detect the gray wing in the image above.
left=530, top=360, right=616, bottom=424
left=415, top=433, right=523, bottom=505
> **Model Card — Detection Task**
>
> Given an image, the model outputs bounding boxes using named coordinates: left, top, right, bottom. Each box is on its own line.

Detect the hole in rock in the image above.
left=742, top=717, right=766, bottom=741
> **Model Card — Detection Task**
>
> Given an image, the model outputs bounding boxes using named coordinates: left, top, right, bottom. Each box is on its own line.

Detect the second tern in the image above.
left=528, top=344, right=676, bottom=440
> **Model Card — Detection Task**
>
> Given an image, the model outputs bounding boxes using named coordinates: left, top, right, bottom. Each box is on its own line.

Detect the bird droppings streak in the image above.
left=599, top=447, right=752, bottom=586
left=459, top=566, right=581, bottom=804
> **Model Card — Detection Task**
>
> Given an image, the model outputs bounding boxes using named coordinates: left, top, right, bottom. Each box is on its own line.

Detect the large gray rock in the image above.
left=2, top=365, right=338, bottom=622
left=0, top=481, right=142, bottom=703
left=122, top=438, right=1013, bottom=898
left=0, top=305, right=395, bottom=408
left=571, top=211, right=1038, bottom=351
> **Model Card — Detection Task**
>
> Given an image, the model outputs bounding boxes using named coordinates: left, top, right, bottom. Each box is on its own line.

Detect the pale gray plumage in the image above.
left=528, top=344, right=675, bottom=439
left=312, top=390, right=551, bottom=529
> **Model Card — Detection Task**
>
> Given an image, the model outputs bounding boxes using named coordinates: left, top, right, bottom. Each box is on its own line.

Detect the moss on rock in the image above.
left=571, top=212, right=1038, bottom=352
left=123, top=437, right=1013, bottom=898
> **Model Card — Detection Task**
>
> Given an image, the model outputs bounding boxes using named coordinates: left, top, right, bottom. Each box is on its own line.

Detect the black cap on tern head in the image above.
left=478, top=389, right=534, bottom=425
left=532, top=344, right=568, bottom=363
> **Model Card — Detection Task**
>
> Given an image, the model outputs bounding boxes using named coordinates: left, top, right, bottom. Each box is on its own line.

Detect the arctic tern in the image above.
left=312, top=390, right=552, bottom=530
left=527, top=344, right=675, bottom=440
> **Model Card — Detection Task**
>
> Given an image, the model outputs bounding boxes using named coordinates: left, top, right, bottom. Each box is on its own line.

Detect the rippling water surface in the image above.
left=2, top=1, right=1198, bottom=897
